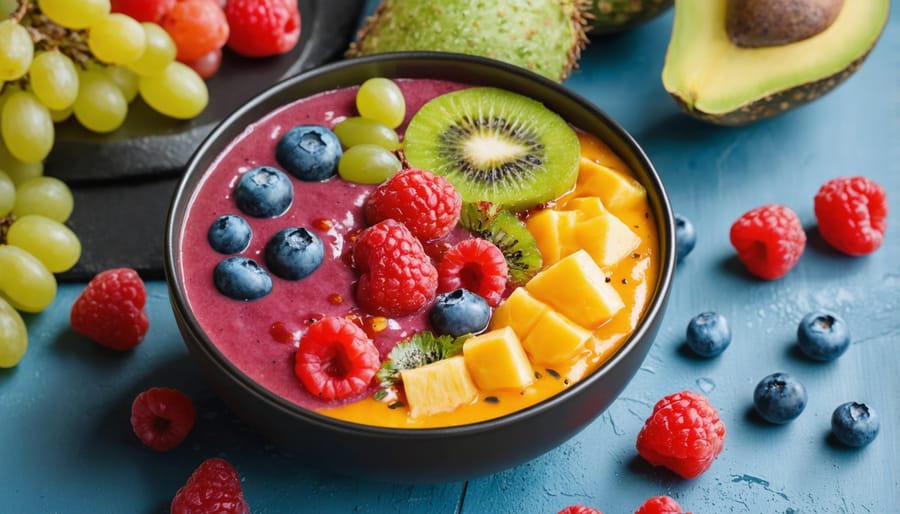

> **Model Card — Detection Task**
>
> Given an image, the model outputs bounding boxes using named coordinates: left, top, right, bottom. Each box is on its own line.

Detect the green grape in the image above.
left=0, top=296, right=27, bottom=368
left=0, top=169, right=14, bottom=215
left=338, top=144, right=403, bottom=184
left=0, top=90, right=54, bottom=163
left=12, top=176, right=73, bottom=222
left=88, top=13, right=147, bottom=65
left=38, top=0, right=110, bottom=30
left=73, top=70, right=127, bottom=133
left=28, top=51, right=80, bottom=110
left=103, top=66, right=139, bottom=103
left=333, top=116, right=401, bottom=151
left=7, top=214, right=81, bottom=273
left=49, top=106, right=73, bottom=122
left=0, top=20, right=33, bottom=81
left=0, top=244, right=56, bottom=313
left=128, top=23, right=176, bottom=77
left=139, top=61, right=208, bottom=119
left=356, top=78, right=406, bottom=129
left=0, top=139, right=42, bottom=185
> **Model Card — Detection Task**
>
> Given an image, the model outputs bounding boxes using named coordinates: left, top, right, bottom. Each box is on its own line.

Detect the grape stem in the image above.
left=0, top=216, right=13, bottom=244
left=11, top=0, right=94, bottom=69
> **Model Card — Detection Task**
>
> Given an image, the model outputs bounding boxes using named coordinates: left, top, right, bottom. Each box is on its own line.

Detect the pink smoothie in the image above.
left=179, top=79, right=471, bottom=411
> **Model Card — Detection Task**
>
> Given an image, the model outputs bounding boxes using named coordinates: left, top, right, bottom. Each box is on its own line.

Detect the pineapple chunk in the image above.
left=522, top=310, right=592, bottom=364
left=575, top=210, right=642, bottom=268
left=525, top=209, right=578, bottom=266
left=489, top=287, right=550, bottom=339
left=463, top=327, right=534, bottom=390
left=575, top=158, right=646, bottom=212
left=526, top=250, right=625, bottom=329
left=561, top=196, right=607, bottom=219
left=400, top=356, right=477, bottom=418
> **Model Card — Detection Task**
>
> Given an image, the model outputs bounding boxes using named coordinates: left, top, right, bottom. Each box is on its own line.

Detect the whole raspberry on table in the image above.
left=558, top=505, right=602, bottom=514
left=437, top=238, right=508, bottom=307
left=635, top=495, right=690, bottom=514
left=131, top=387, right=196, bottom=452
left=814, top=176, right=887, bottom=256
left=729, top=204, right=806, bottom=280
left=636, top=390, right=726, bottom=479
left=70, top=268, right=149, bottom=351
left=224, top=0, right=302, bottom=57
left=365, top=168, right=463, bottom=241
left=170, top=458, right=249, bottom=514
left=353, top=220, right=438, bottom=317
left=294, top=316, right=380, bottom=401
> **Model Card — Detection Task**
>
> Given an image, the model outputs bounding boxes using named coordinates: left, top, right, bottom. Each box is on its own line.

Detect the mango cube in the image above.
left=463, top=327, right=534, bottom=390
left=575, top=210, right=641, bottom=268
left=562, top=196, right=607, bottom=219
left=489, top=287, right=550, bottom=338
left=576, top=158, right=646, bottom=212
left=522, top=310, right=592, bottom=364
left=526, top=250, right=625, bottom=329
left=400, top=356, right=478, bottom=418
left=525, top=209, right=578, bottom=265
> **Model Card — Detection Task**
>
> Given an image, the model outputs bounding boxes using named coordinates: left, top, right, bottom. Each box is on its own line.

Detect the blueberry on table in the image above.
left=233, top=166, right=293, bottom=218
left=429, top=289, right=492, bottom=338
left=831, top=402, right=880, bottom=447
left=213, top=256, right=273, bottom=300
left=753, top=372, right=807, bottom=424
left=686, top=311, right=731, bottom=357
left=674, top=213, right=696, bottom=262
left=264, top=227, right=325, bottom=280
left=797, top=310, right=851, bottom=361
left=207, top=214, right=252, bottom=254
left=276, top=124, right=342, bottom=182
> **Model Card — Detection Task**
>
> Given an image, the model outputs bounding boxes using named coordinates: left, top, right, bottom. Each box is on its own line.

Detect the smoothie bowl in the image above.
left=164, top=52, right=675, bottom=482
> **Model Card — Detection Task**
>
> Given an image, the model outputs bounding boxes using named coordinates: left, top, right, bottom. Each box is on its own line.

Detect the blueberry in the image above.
left=233, top=166, right=293, bottom=218
left=213, top=256, right=273, bottom=300
left=686, top=311, right=731, bottom=357
left=207, top=214, right=252, bottom=254
left=429, top=289, right=491, bottom=338
left=275, top=125, right=342, bottom=182
left=264, top=227, right=325, bottom=280
left=753, top=372, right=807, bottom=424
left=675, top=213, right=696, bottom=262
left=797, top=310, right=851, bottom=361
left=831, top=402, right=880, bottom=447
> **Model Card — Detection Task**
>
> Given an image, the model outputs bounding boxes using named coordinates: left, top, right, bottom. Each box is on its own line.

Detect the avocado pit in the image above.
left=726, top=0, right=845, bottom=47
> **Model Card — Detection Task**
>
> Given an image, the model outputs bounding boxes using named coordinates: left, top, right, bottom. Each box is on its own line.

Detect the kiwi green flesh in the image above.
left=458, top=202, right=542, bottom=286
left=404, top=87, right=580, bottom=211
left=662, top=0, right=888, bottom=117
left=726, top=0, right=845, bottom=48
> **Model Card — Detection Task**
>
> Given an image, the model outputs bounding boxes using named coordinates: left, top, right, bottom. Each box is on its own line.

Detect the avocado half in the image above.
left=662, top=1, right=890, bottom=126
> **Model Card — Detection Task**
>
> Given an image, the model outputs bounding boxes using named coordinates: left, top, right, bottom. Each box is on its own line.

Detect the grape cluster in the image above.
left=0, top=0, right=209, bottom=164
left=0, top=162, right=79, bottom=367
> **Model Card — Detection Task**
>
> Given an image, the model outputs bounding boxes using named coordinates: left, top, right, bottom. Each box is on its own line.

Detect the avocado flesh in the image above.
left=662, top=0, right=889, bottom=122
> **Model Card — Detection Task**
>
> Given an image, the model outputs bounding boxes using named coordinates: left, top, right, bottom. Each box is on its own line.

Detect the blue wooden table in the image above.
left=3, top=5, right=897, bottom=513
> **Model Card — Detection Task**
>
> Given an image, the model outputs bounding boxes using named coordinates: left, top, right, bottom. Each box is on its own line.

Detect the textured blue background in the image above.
left=2, top=3, right=898, bottom=513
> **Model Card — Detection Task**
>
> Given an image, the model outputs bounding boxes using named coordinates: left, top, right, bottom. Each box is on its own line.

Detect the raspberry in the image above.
left=161, top=0, right=229, bottom=62
left=635, top=495, right=688, bottom=514
left=70, top=268, right=149, bottom=351
left=437, top=238, right=508, bottom=307
left=353, top=220, right=439, bottom=317
left=131, top=387, right=196, bottom=452
left=224, top=0, right=301, bottom=57
left=111, top=0, right=175, bottom=23
left=294, top=316, right=381, bottom=401
left=170, top=458, right=249, bottom=514
left=558, top=505, right=602, bottom=514
left=636, top=391, right=726, bottom=479
left=729, top=204, right=806, bottom=280
left=814, top=176, right=887, bottom=256
left=365, top=168, right=462, bottom=241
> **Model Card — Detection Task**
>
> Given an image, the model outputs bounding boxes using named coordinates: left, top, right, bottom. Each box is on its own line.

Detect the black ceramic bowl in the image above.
left=164, top=52, right=675, bottom=483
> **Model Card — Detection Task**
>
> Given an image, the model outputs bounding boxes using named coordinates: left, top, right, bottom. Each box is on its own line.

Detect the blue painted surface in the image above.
left=2, top=4, right=898, bottom=514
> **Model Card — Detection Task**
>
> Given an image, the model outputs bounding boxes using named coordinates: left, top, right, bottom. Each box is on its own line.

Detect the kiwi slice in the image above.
left=459, top=201, right=542, bottom=286
left=404, top=87, right=580, bottom=211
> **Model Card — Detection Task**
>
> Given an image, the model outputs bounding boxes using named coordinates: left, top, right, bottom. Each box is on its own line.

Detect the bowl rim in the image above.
left=164, top=50, right=676, bottom=438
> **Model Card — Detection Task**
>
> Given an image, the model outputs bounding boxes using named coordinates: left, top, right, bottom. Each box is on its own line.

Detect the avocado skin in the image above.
left=586, top=0, right=673, bottom=35
left=670, top=52, right=869, bottom=126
